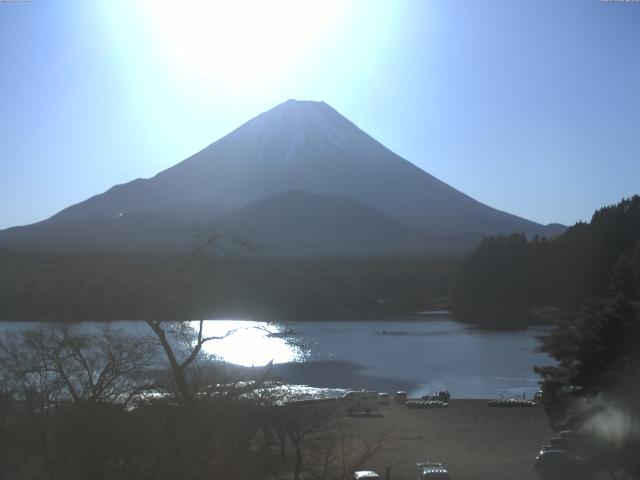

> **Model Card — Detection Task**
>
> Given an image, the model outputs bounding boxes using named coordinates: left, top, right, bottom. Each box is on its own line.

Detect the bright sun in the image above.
left=142, top=0, right=345, bottom=89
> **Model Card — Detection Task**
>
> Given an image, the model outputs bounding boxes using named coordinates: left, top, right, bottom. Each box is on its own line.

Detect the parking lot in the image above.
left=340, top=399, right=553, bottom=480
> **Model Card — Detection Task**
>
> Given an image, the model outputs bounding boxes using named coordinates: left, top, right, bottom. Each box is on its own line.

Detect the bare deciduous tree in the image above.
left=144, top=230, right=258, bottom=404
left=307, top=432, right=386, bottom=480
left=0, top=324, right=156, bottom=408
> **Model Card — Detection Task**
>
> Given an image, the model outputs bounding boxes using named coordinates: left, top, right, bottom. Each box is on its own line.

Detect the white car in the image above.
left=353, top=470, right=382, bottom=480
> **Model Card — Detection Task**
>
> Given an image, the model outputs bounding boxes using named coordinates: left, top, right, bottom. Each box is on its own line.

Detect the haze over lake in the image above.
left=0, top=317, right=550, bottom=399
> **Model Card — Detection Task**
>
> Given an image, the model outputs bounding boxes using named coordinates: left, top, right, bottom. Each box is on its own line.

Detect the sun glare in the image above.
left=142, top=0, right=345, bottom=89
left=193, top=320, right=301, bottom=366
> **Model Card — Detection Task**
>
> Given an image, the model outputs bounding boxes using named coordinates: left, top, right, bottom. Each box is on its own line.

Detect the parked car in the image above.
left=540, top=437, right=574, bottom=452
left=421, top=391, right=450, bottom=402
left=541, top=431, right=598, bottom=456
left=353, top=470, right=382, bottom=480
left=534, top=449, right=591, bottom=480
left=378, top=392, right=390, bottom=405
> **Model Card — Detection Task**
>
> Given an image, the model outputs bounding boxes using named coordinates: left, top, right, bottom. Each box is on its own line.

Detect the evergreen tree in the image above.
left=535, top=242, right=640, bottom=425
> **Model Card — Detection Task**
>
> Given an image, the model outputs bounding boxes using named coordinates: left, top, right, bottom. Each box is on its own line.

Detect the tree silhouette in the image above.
left=535, top=243, right=640, bottom=478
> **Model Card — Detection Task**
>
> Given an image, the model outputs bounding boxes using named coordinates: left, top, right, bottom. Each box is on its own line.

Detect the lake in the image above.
left=0, top=316, right=552, bottom=399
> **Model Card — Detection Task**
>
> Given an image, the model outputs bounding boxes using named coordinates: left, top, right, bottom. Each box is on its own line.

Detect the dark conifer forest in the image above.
left=453, top=196, right=640, bottom=327
left=0, top=253, right=455, bottom=322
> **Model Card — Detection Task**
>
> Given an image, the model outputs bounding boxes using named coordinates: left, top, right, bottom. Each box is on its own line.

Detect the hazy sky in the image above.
left=1, top=0, right=639, bottom=229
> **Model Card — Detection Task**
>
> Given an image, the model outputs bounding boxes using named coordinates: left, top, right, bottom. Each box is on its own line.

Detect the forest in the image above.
left=453, top=196, right=640, bottom=327
left=3, top=196, right=639, bottom=330
left=0, top=252, right=456, bottom=322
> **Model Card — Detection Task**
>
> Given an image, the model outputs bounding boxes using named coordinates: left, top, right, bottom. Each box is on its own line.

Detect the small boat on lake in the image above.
left=267, top=326, right=297, bottom=337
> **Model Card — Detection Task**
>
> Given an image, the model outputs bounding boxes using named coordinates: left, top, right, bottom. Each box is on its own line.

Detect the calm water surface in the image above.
left=0, top=318, right=551, bottom=399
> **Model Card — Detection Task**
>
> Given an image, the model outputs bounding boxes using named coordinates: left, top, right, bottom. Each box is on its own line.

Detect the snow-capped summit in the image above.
left=221, top=99, right=358, bottom=160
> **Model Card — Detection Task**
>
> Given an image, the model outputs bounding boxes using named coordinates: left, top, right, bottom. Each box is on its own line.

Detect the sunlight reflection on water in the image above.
left=192, top=320, right=303, bottom=366
left=184, top=318, right=551, bottom=398
left=0, top=319, right=550, bottom=398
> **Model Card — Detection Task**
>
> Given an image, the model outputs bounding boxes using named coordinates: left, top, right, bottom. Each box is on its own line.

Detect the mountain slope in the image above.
left=0, top=191, right=425, bottom=255
left=215, top=190, right=422, bottom=256
left=0, top=99, right=563, bottom=255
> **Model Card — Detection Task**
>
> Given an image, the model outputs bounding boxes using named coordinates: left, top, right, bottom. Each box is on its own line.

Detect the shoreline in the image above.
left=240, top=359, right=542, bottom=401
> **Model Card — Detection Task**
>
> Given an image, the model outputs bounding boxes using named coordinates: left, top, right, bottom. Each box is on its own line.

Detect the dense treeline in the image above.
left=0, top=251, right=456, bottom=321
left=454, top=196, right=640, bottom=326
left=532, top=232, right=640, bottom=478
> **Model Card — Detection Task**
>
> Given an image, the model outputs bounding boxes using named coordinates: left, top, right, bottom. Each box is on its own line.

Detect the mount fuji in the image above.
left=0, top=99, right=564, bottom=255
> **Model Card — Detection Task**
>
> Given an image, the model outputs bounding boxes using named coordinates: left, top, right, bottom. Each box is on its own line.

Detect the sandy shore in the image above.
left=338, top=399, right=552, bottom=480
left=271, top=361, right=421, bottom=394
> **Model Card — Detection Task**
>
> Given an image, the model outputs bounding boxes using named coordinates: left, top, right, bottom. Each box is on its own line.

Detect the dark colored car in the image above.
left=540, top=437, right=574, bottom=452
left=534, top=449, right=591, bottom=480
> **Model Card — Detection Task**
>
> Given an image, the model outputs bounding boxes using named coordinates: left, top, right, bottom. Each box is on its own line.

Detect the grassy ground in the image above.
left=338, top=399, right=553, bottom=480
